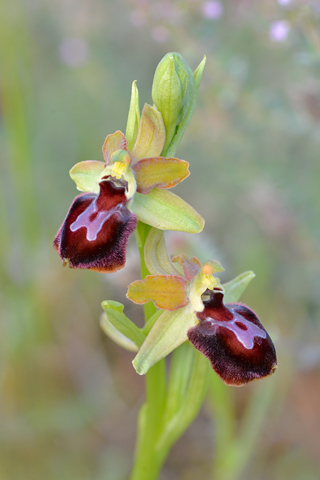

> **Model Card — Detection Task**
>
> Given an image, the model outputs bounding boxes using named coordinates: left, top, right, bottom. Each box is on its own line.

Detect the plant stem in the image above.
left=131, top=222, right=167, bottom=480
left=130, top=360, right=167, bottom=480
left=135, top=222, right=156, bottom=321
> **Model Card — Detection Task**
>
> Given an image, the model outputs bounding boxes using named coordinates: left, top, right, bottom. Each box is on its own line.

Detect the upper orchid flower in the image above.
left=54, top=104, right=204, bottom=273
left=126, top=229, right=277, bottom=386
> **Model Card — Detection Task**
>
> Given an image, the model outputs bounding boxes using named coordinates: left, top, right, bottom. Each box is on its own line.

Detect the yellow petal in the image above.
left=127, top=275, right=188, bottom=311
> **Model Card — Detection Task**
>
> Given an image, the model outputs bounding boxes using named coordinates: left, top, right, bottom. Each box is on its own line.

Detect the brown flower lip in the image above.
left=53, top=176, right=137, bottom=273
left=188, top=289, right=277, bottom=386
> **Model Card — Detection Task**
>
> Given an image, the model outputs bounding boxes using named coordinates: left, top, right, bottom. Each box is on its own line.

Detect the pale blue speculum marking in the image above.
left=206, top=315, right=267, bottom=349
left=70, top=201, right=111, bottom=241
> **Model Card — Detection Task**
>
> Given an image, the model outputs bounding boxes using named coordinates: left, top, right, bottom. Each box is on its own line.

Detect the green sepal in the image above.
left=130, top=104, right=166, bottom=163
left=193, top=55, right=206, bottom=90
left=126, top=80, right=140, bottom=151
left=100, top=300, right=145, bottom=352
left=69, top=160, right=105, bottom=193
left=130, top=188, right=205, bottom=233
left=144, top=228, right=180, bottom=276
left=132, top=304, right=196, bottom=375
left=223, top=271, right=256, bottom=304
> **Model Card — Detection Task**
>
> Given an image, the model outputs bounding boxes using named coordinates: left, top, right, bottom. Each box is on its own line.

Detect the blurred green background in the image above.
left=1, top=0, right=320, bottom=479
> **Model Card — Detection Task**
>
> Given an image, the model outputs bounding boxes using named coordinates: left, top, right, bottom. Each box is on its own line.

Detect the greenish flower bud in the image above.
left=152, top=52, right=195, bottom=153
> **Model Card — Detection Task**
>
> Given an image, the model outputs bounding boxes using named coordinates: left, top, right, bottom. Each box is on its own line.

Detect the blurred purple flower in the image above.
left=202, top=1, right=223, bottom=20
left=270, top=20, right=290, bottom=42
left=59, top=37, right=89, bottom=68
left=152, top=25, right=169, bottom=43
left=277, top=0, right=292, bottom=6
left=130, top=10, right=147, bottom=28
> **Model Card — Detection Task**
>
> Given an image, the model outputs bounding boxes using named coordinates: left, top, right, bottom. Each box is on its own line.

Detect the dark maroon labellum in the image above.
left=54, top=176, right=137, bottom=272
left=187, top=290, right=277, bottom=386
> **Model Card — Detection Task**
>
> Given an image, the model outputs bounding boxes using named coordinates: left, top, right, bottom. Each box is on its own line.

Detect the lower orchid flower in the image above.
left=126, top=228, right=277, bottom=386
left=54, top=105, right=204, bottom=272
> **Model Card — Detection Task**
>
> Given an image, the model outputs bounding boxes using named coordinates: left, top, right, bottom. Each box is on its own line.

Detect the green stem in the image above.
left=130, top=84, right=206, bottom=476
left=135, top=222, right=156, bottom=321
left=131, top=222, right=167, bottom=480
left=130, top=360, right=167, bottom=480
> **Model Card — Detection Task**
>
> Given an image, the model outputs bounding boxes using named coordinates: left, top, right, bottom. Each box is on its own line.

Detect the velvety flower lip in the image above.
left=54, top=176, right=137, bottom=272
left=188, top=289, right=277, bottom=386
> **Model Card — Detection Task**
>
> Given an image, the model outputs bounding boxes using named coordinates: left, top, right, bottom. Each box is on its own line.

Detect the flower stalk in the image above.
left=53, top=51, right=277, bottom=480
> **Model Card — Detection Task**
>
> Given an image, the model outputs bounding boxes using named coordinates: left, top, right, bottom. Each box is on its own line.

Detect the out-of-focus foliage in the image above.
left=0, top=0, right=319, bottom=479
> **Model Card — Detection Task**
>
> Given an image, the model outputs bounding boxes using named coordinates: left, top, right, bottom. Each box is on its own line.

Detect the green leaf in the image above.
left=101, top=300, right=145, bottom=351
left=130, top=188, right=205, bottom=233
left=223, top=271, right=256, bottom=303
left=69, top=160, right=105, bottom=193
left=130, top=104, right=166, bottom=163
left=132, top=304, right=196, bottom=375
left=163, top=343, right=195, bottom=422
left=126, top=80, right=140, bottom=151
left=157, top=346, right=209, bottom=451
left=144, top=228, right=179, bottom=276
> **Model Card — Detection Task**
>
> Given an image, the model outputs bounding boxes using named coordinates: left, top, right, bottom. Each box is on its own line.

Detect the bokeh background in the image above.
left=1, top=0, right=320, bottom=479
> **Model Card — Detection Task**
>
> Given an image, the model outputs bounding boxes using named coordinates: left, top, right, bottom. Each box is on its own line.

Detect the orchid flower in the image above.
left=126, top=229, right=277, bottom=386
left=54, top=105, right=204, bottom=272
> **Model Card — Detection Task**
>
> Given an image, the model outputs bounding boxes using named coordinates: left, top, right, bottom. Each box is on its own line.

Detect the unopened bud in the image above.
left=152, top=52, right=195, bottom=153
